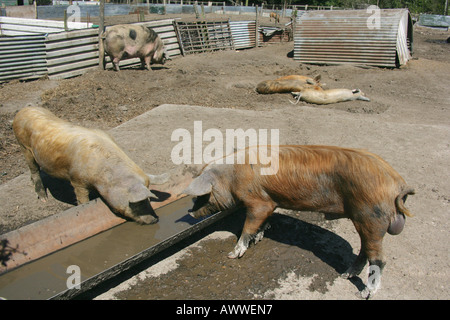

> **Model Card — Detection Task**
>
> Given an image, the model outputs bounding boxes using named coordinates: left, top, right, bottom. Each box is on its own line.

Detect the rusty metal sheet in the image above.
left=294, top=9, right=413, bottom=68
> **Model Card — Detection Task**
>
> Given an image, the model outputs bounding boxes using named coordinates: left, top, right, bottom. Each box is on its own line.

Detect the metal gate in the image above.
left=175, top=20, right=234, bottom=55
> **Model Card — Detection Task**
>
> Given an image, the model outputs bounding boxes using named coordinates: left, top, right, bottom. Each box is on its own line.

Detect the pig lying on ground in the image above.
left=183, top=145, right=414, bottom=299
left=99, top=24, right=170, bottom=71
left=256, top=75, right=322, bottom=94
left=13, top=107, right=169, bottom=224
left=291, top=87, right=370, bottom=105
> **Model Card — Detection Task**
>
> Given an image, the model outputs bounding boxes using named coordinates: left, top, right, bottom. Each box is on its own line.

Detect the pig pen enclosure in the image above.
left=0, top=5, right=449, bottom=300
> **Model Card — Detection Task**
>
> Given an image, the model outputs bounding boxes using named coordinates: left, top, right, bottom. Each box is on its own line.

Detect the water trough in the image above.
left=0, top=166, right=235, bottom=300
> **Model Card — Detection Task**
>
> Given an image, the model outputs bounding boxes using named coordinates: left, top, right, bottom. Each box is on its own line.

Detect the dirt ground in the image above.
left=0, top=13, right=449, bottom=300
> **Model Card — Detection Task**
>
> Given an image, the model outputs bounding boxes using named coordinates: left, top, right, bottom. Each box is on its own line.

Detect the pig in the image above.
left=99, top=24, right=170, bottom=71
left=256, top=75, right=322, bottom=94
left=183, top=145, right=415, bottom=299
left=13, top=106, right=169, bottom=224
left=291, top=87, right=370, bottom=105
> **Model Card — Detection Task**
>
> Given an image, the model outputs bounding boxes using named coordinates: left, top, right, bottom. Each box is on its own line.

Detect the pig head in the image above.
left=183, top=145, right=415, bottom=299
left=100, top=24, right=170, bottom=71
left=184, top=164, right=237, bottom=219
left=13, top=106, right=169, bottom=225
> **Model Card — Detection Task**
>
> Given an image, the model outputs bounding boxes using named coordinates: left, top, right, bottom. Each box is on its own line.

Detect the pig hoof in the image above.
left=227, top=244, right=248, bottom=259
left=227, top=248, right=246, bottom=259
left=254, top=222, right=271, bottom=243
left=38, top=194, right=48, bottom=203
left=359, top=287, right=374, bottom=300
left=227, top=250, right=246, bottom=259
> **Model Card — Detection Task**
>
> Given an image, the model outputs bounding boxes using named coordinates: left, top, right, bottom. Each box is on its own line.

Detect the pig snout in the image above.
left=187, top=194, right=213, bottom=219
left=129, top=198, right=159, bottom=225
left=136, top=213, right=159, bottom=225
left=387, top=213, right=405, bottom=235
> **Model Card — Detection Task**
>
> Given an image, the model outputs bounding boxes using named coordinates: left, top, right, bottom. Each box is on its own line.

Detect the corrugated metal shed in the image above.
left=294, top=9, right=413, bottom=68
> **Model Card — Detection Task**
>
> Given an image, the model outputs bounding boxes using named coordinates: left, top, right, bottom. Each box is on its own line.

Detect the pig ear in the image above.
left=129, top=184, right=156, bottom=203
left=182, top=172, right=214, bottom=196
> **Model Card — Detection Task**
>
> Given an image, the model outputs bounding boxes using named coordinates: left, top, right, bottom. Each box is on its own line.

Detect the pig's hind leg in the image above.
left=344, top=215, right=388, bottom=299
left=228, top=201, right=275, bottom=259
left=141, top=56, right=152, bottom=71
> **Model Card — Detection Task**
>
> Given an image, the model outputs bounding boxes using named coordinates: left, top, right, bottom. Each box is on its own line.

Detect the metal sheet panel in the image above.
left=0, top=35, right=47, bottom=82
left=294, top=9, right=413, bottom=68
left=230, top=20, right=256, bottom=49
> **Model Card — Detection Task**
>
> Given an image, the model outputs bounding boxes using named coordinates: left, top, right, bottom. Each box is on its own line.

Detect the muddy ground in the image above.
left=0, top=13, right=449, bottom=300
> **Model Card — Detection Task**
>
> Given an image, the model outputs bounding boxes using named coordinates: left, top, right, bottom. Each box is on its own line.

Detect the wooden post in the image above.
left=255, top=5, right=259, bottom=48
left=99, top=0, right=105, bottom=36
left=98, top=0, right=105, bottom=69
left=64, top=10, right=68, bottom=31
left=194, top=1, right=200, bottom=19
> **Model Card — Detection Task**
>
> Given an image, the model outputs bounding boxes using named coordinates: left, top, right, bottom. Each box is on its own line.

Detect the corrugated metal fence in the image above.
left=1, top=16, right=294, bottom=82
left=45, top=28, right=99, bottom=80
left=0, top=19, right=181, bottom=82
left=294, top=9, right=413, bottom=68
left=0, top=35, right=47, bottom=81
left=0, top=16, right=93, bottom=36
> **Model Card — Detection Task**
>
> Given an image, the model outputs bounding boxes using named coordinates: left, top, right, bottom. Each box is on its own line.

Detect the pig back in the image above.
left=256, top=145, right=406, bottom=211
left=13, top=107, right=147, bottom=185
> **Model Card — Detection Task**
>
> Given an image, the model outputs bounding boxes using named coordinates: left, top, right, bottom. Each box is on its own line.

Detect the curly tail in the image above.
left=395, top=187, right=415, bottom=217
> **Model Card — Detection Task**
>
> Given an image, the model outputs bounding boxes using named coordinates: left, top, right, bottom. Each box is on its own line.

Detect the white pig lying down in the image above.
left=13, top=107, right=169, bottom=224
left=183, top=145, right=415, bottom=299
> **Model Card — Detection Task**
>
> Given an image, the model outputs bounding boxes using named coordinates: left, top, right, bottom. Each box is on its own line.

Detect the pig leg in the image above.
left=71, top=182, right=90, bottom=204
left=347, top=219, right=387, bottom=299
left=111, top=56, right=121, bottom=71
left=141, top=56, right=152, bottom=71
left=228, top=201, right=275, bottom=259
left=21, top=147, right=47, bottom=202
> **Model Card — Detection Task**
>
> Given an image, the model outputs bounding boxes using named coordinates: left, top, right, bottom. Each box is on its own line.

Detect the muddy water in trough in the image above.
left=0, top=195, right=231, bottom=300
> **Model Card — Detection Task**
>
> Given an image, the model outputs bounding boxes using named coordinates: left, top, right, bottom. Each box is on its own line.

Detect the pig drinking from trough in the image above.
left=99, top=24, right=170, bottom=71
left=13, top=107, right=169, bottom=224
left=183, top=145, right=415, bottom=298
